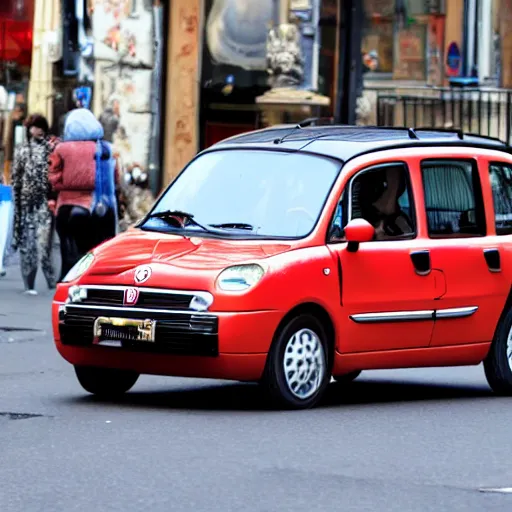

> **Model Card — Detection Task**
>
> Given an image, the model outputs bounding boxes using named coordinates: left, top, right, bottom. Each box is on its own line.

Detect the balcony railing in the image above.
left=373, top=87, right=512, bottom=144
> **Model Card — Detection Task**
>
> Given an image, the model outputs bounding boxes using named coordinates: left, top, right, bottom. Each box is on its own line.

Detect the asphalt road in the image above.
left=2, top=265, right=512, bottom=511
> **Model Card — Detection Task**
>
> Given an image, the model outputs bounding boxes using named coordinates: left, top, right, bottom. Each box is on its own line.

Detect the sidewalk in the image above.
left=0, top=250, right=58, bottom=342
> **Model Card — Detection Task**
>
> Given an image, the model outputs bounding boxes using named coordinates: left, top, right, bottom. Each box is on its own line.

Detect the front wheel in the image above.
left=74, top=365, right=139, bottom=397
left=484, top=306, right=512, bottom=395
left=261, top=314, right=330, bottom=410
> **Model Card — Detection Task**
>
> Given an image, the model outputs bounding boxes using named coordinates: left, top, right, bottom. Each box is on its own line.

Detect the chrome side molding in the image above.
left=350, top=306, right=479, bottom=324
left=350, top=310, right=434, bottom=324
left=435, top=306, right=479, bottom=319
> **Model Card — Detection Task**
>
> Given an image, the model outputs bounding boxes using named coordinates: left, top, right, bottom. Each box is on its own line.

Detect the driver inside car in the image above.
left=358, top=167, right=413, bottom=240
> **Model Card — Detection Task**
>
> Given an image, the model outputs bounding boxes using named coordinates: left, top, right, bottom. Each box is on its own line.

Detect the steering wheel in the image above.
left=285, top=207, right=315, bottom=223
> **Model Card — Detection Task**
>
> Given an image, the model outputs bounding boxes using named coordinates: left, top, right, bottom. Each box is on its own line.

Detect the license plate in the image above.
left=93, top=317, right=156, bottom=345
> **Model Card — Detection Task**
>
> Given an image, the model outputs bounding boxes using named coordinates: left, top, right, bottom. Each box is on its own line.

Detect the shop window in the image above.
left=362, top=0, right=430, bottom=80
left=362, top=0, right=395, bottom=74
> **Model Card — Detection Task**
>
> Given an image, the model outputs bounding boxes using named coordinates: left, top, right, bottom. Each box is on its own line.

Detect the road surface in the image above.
left=1, top=264, right=512, bottom=511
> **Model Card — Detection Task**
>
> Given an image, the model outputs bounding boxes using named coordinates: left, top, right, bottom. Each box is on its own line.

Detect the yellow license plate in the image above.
left=93, top=317, right=156, bottom=344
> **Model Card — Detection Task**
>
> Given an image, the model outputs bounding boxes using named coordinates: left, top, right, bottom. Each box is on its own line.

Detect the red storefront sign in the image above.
left=0, top=0, right=34, bottom=67
left=0, top=19, right=33, bottom=66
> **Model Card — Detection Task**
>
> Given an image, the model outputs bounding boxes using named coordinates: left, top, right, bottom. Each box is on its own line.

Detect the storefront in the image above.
left=361, top=0, right=444, bottom=84
left=21, top=0, right=167, bottom=200
left=163, top=0, right=347, bottom=185
left=361, top=0, right=501, bottom=87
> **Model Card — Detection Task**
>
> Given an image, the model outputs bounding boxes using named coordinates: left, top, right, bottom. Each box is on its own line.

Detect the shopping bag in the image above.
left=0, top=185, right=13, bottom=272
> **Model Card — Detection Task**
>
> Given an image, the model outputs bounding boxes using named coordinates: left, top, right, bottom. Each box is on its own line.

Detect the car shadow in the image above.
left=67, top=377, right=495, bottom=413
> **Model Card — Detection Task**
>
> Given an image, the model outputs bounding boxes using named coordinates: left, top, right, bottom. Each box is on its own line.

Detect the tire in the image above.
left=261, top=314, right=331, bottom=410
left=484, top=306, right=512, bottom=395
left=333, top=370, right=361, bottom=384
left=74, top=365, right=139, bottom=397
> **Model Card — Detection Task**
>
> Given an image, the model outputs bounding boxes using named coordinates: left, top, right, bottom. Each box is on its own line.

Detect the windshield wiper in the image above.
left=209, top=222, right=254, bottom=231
left=146, top=211, right=256, bottom=236
left=147, top=210, right=213, bottom=232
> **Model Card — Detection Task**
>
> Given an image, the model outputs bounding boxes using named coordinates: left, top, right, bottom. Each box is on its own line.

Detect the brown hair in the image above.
left=24, top=113, right=49, bottom=140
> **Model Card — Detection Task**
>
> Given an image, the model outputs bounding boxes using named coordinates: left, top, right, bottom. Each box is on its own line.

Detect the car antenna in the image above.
left=407, top=127, right=419, bottom=140
left=273, top=117, right=334, bottom=145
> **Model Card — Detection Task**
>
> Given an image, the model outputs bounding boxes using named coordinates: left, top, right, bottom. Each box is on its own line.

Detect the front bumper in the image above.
left=52, top=302, right=282, bottom=381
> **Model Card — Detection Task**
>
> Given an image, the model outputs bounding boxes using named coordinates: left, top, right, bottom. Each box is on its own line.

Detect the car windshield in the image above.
left=141, top=149, right=342, bottom=239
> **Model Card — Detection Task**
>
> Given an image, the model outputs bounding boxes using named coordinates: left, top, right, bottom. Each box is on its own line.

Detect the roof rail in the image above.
left=414, top=127, right=464, bottom=140
left=463, top=131, right=508, bottom=146
left=414, top=126, right=508, bottom=145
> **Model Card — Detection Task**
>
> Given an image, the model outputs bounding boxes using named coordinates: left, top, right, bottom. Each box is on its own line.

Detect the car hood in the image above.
left=86, top=229, right=292, bottom=278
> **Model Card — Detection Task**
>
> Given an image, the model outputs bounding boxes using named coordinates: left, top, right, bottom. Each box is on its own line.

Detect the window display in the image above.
left=362, top=0, right=431, bottom=80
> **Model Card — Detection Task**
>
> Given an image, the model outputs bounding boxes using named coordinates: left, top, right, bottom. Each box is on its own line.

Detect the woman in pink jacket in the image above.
left=49, top=108, right=118, bottom=281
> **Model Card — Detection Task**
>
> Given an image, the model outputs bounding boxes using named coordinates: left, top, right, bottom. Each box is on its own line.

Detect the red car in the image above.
left=52, top=125, right=512, bottom=409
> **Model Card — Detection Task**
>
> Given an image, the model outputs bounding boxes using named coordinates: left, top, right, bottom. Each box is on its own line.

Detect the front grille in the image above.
left=59, top=306, right=219, bottom=357
left=84, top=289, right=123, bottom=306
left=138, top=291, right=192, bottom=310
left=81, top=287, right=194, bottom=310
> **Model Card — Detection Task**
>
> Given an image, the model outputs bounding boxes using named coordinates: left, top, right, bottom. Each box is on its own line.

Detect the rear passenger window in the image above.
left=489, top=163, right=512, bottom=235
left=421, top=160, right=485, bottom=237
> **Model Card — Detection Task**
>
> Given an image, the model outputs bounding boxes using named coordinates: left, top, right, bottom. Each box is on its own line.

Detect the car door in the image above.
left=418, top=157, right=510, bottom=347
left=327, top=161, right=442, bottom=353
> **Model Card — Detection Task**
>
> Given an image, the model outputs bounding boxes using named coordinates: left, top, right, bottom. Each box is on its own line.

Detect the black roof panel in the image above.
left=213, top=125, right=510, bottom=162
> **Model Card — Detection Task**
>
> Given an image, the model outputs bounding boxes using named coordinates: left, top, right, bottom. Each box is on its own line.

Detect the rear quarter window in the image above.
left=421, top=159, right=486, bottom=238
left=489, top=162, right=512, bottom=235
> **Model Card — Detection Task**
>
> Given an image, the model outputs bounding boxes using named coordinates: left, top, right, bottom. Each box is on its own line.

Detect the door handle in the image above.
left=410, top=250, right=431, bottom=276
left=484, top=248, right=501, bottom=273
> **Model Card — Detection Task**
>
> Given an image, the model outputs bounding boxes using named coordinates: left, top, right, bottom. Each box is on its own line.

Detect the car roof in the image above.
left=211, top=124, right=512, bottom=162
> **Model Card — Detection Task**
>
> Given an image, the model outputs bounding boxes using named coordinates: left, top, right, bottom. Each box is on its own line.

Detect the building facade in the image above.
left=1, top=0, right=510, bottom=189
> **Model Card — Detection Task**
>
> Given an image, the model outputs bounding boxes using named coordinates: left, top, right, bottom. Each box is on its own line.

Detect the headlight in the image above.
left=217, top=264, right=265, bottom=292
left=61, top=253, right=95, bottom=283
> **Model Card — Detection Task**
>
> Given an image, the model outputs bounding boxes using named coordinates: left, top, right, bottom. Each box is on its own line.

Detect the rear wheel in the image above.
left=484, top=306, right=512, bottom=395
left=333, top=370, right=361, bottom=384
left=261, top=314, right=330, bottom=409
left=74, top=365, right=139, bottom=397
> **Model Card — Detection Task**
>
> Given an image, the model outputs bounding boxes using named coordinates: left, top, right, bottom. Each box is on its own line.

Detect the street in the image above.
left=2, top=263, right=512, bottom=511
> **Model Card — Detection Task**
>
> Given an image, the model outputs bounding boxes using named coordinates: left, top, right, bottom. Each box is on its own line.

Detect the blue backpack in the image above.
left=92, top=140, right=117, bottom=219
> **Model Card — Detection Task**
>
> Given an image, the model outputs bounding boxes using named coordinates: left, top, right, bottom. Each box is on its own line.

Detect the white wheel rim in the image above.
left=507, top=326, right=512, bottom=372
left=283, top=328, right=326, bottom=400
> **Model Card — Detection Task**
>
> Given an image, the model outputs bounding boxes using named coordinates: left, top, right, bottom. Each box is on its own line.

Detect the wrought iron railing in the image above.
left=374, top=87, right=512, bottom=144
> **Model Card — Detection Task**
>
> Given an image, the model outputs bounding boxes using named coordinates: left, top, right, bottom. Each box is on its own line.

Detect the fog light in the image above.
left=58, top=305, right=67, bottom=323
left=68, top=286, right=88, bottom=303
left=189, top=293, right=213, bottom=312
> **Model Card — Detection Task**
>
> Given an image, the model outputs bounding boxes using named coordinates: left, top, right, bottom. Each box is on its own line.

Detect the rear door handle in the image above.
left=484, top=248, right=501, bottom=273
left=410, top=250, right=431, bottom=276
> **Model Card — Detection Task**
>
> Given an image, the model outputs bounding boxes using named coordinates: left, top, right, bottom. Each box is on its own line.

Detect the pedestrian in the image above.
left=49, top=108, right=118, bottom=281
left=10, top=114, right=57, bottom=295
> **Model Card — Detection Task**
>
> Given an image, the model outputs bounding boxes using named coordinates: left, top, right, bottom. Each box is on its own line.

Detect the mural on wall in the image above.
left=92, top=0, right=154, bottom=67
left=89, top=0, right=160, bottom=223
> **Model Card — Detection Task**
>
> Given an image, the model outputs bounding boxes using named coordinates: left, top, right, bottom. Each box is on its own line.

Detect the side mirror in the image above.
left=344, top=218, right=375, bottom=252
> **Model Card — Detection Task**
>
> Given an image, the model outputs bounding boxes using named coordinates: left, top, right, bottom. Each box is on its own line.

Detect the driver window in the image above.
left=328, top=163, right=416, bottom=242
